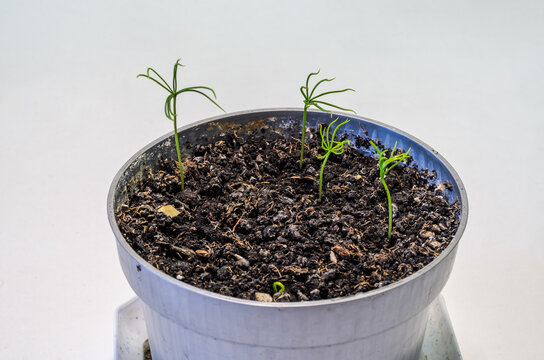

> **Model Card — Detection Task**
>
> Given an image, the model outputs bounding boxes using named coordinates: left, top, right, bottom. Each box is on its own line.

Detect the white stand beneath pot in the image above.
left=114, top=295, right=462, bottom=360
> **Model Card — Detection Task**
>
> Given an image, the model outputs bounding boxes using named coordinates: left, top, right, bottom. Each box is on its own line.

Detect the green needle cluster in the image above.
left=138, top=59, right=224, bottom=191
left=369, top=141, right=411, bottom=239
left=299, top=70, right=355, bottom=170
left=317, top=118, right=351, bottom=200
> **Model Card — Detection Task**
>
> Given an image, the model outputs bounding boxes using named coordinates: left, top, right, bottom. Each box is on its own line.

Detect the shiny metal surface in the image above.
left=108, top=108, right=468, bottom=360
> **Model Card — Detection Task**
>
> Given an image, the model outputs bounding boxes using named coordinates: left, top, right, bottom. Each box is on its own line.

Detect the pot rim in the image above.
left=107, top=107, right=469, bottom=308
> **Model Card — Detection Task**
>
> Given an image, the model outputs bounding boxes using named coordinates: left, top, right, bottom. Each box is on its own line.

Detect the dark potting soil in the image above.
left=143, top=340, right=151, bottom=360
left=116, top=124, right=460, bottom=302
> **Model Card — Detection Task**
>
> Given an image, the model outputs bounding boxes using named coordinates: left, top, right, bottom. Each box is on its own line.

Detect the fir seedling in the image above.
left=299, top=70, right=355, bottom=170
left=369, top=141, right=411, bottom=240
left=138, top=59, right=224, bottom=190
left=273, top=281, right=285, bottom=293
left=317, top=118, right=350, bottom=200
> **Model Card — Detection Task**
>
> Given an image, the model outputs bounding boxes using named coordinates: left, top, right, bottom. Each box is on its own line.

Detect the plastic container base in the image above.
left=114, top=295, right=462, bottom=360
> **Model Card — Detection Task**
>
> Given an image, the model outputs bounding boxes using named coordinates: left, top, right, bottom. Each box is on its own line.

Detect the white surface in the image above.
left=114, top=296, right=461, bottom=360
left=1, top=1, right=543, bottom=359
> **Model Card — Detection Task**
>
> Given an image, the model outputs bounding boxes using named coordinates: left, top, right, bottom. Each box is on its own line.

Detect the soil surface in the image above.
left=116, top=124, right=460, bottom=302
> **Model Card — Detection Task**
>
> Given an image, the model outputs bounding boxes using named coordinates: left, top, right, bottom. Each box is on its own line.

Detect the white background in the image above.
left=1, top=1, right=543, bottom=359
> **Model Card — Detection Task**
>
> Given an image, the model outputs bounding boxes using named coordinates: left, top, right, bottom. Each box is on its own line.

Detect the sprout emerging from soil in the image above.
left=299, top=70, right=355, bottom=170
left=369, top=141, right=411, bottom=240
left=273, top=281, right=285, bottom=293
left=138, top=59, right=224, bottom=190
left=317, top=118, right=351, bottom=200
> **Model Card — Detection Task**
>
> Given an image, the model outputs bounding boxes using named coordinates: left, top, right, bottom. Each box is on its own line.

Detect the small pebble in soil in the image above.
left=419, top=230, right=435, bottom=239
left=305, top=166, right=316, bottom=175
left=263, top=225, right=277, bottom=240
left=330, top=251, right=338, bottom=264
left=309, top=289, right=321, bottom=300
left=391, top=203, right=398, bottom=218
left=273, top=211, right=289, bottom=223
left=237, top=219, right=254, bottom=234
left=287, top=225, right=302, bottom=241
left=296, top=255, right=308, bottom=266
left=255, top=292, right=273, bottom=302
left=233, top=254, right=250, bottom=268
left=217, top=266, right=232, bottom=281
left=259, top=249, right=271, bottom=259
left=322, top=269, right=337, bottom=281
left=297, top=290, right=309, bottom=301
left=273, top=292, right=294, bottom=302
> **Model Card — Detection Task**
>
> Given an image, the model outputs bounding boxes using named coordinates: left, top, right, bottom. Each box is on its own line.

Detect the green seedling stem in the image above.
left=137, top=59, right=224, bottom=190
left=317, top=118, right=350, bottom=200
left=273, top=281, right=285, bottom=293
left=369, top=140, right=411, bottom=240
left=299, top=70, right=355, bottom=170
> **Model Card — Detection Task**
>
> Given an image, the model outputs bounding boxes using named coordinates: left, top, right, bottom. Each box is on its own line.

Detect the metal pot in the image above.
left=107, top=108, right=468, bottom=360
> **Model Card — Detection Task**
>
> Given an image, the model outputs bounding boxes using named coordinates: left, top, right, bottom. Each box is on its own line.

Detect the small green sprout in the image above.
left=317, top=118, right=350, bottom=200
left=138, top=59, right=224, bottom=190
left=299, top=70, right=355, bottom=170
left=272, top=281, right=285, bottom=293
left=369, top=141, right=411, bottom=240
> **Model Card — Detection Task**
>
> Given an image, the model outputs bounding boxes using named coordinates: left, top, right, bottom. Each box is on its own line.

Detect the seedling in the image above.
left=299, top=70, right=355, bottom=170
left=317, top=118, right=350, bottom=200
left=138, top=59, right=224, bottom=190
left=369, top=141, right=411, bottom=240
left=273, top=281, right=285, bottom=293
